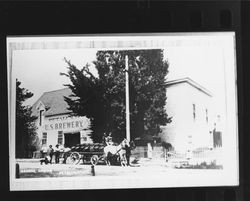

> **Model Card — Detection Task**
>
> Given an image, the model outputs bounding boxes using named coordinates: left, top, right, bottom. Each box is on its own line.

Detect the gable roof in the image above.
left=31, top=88, right=76, bottom=117
left=165, top=77, right=213, bottom=97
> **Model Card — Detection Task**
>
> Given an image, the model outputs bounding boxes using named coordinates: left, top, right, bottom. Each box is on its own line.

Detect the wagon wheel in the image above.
left=69, top=152, right=81, bottom=165
left=90, top=155, right=99, bottom=166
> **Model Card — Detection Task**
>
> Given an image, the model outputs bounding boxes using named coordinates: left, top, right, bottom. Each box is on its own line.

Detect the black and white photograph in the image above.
left=7, top=33, right=239, bottom=190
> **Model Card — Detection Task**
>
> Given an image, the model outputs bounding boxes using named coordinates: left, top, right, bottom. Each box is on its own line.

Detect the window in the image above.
left=42, top=132, right=47, bottom=145
left=39, top=110, right=44, bottom=126
left=205, top=109, right=208, bottom=123
left=58, top=131, right=63, bottom=145
left=192, top=104, right=196, bottom=121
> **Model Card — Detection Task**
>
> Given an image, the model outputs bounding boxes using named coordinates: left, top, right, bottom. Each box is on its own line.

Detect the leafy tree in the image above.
left=61, top=49, right=171, bottom=143
left=16, top=79, right=37, bottom=158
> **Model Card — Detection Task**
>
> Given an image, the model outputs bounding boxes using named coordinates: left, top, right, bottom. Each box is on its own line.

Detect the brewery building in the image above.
left=31, top=88, right=93, bottom=150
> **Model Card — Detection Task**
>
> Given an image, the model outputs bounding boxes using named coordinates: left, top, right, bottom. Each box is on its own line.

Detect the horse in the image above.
left=103, top=138, right=129, bottom=166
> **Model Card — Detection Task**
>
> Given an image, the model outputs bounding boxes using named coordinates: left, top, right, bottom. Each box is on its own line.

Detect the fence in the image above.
left=152, top=146, right=165, bottom=159
left=131, top=146, right=148, bottom=158
left=166, top=147, right=223, bottom=165
left=131, top=145, right=166, bottom=159
left=191, top=147, right=223, bottom=164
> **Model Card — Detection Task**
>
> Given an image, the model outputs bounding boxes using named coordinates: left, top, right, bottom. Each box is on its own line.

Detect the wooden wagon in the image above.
left=67, top=143, right=106, bottom=165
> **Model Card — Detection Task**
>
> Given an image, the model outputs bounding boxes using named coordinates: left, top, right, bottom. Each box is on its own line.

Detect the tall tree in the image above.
left=61, top=49, right=171, bottom=143
left=16, top=79, right=37, bottom=158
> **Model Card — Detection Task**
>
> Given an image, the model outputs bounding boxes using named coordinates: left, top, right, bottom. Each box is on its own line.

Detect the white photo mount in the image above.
left=7, top=32, right=239, bottom=191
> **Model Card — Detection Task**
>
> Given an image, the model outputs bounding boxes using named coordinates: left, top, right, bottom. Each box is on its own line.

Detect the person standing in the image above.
left=62, top=146, right=71, bottom=164
left=54, top=144, right=60, bottom=164
left=124, top=143, right=131, bottom=166
left=47, top=145, right=54, bottom=164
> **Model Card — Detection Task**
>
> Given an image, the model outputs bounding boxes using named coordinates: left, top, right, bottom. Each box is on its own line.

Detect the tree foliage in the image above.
left=61, top=49, right=171, bottom=142
left=16, top=79, right=37, bottom=158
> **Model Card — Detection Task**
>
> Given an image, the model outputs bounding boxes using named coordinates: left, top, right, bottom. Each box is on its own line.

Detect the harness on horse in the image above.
left=104, top=139, right=129, bottom=165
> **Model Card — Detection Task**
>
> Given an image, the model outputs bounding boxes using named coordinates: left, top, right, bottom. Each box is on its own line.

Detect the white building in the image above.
left=31, top=88, right=93, bottom=149
left=159, top=77, right=215, bottom=152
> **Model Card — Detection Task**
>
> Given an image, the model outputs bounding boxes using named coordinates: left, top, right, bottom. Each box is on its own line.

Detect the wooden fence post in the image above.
left=91, top=165, right=95, bottom=176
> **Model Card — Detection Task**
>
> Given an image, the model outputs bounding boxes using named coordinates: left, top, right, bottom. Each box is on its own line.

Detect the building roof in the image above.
left=31, top=88, right=76, bottom=117
left=165, top=77, right=213, bottom=97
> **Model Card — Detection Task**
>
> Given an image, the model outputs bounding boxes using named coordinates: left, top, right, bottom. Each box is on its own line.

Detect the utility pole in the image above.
left=125, top=55, right=130, bottom=142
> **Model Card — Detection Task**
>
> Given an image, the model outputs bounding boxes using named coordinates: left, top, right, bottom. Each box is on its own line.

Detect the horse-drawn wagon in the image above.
left=67, top=139, right=130, bottom=166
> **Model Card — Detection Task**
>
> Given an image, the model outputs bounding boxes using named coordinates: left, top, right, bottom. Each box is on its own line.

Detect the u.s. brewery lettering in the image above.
left=44, top=120, right=84, bottom=131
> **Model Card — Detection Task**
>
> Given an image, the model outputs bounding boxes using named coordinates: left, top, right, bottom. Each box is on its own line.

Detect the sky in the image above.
left=11, top=35, right=235, bottom=117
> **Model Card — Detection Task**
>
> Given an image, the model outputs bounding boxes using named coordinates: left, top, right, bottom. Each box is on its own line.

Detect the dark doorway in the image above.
left=213, top=130, right=222, bottom=147
left=64, top=132, right=80, bottom=148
